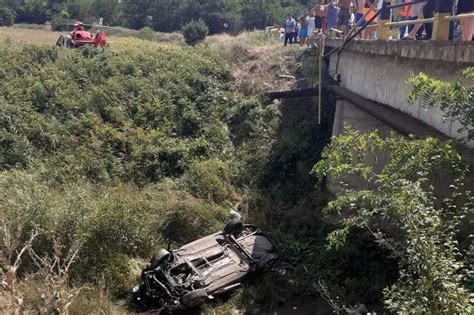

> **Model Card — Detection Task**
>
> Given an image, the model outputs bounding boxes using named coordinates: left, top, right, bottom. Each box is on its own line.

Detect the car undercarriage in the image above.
left=130, top=223, right=278, bottom=311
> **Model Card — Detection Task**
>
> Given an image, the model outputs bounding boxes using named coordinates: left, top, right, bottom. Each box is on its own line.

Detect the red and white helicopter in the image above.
left=56, top=18, right=108, bottom=48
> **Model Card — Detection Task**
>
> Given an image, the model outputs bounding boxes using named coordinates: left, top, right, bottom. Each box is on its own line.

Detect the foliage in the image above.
left=158, top=193, right=228, bottom=244
left=313, top=128, right=473, bottom=314
left=178, top=0, right=242, bottom=34
left=4, top=0, right=314, bottom=34
left=0, top=33, right=296, bottom=312
left=184, top=158, right=235, bottom=204
left=50, top=15, right=68, bottom=31
left=15, top=0, right=51, bottom=24
left=407, top=68, right=474, bottom=141
left=137, top=26, right=154, bottom=41
left=0, top=170, right=229, bottom=301
left=182, top=19, right=209, bottom=46
left=0, top=6, right=14, bottom=26
left=240, top=0, right=283, bottom=29
left=0, top=41, right=234, bottom=184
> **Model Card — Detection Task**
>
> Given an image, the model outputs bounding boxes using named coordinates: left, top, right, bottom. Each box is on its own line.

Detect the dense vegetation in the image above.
left=408, top=67, right=474, bottom=141
left=313, top=129, right=473, bottom=313
left=0, top=28, right=472, bottom=313
left=0, top=33, right=308, bottom=313
left=0, top=0, right=314, bottom=33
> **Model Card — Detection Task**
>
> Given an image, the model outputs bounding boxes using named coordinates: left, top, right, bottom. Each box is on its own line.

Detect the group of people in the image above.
left=283, top=1, right=340, bottom=46
left=282, top=0, right=473, bottom=46
left=395, top=0, right=473, bottom=41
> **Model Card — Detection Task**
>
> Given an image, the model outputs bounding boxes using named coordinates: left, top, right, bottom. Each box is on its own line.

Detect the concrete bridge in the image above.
left=324, top=39, right=473, bottom=150
left=322, top=39, right=474, bottom=191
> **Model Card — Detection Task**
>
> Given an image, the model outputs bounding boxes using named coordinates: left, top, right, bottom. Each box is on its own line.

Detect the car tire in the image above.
left=149, top=248, right=170, bottom=270
left=56, top=35, right=65, bottom=47
left=181, top=288, right=208, bottom=307
left=223, top=218, right=243, bottom=236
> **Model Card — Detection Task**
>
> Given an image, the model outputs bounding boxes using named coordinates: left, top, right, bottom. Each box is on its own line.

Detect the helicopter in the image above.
left=56, top=18, right=108, bottom=48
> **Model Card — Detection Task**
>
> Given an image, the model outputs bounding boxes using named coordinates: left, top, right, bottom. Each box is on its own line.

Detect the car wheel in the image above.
left=181, top=288, right=208, bottom=307
left=149, top=248, right=170, bottom=270
left=223, top=218, right=243, bottom=236
left=56, top=35, right=65, bottom=47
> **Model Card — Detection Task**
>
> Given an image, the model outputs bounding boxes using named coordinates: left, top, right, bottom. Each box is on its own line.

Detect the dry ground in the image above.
left=0, top=25, right=131, bottom=47
left=206, top=32, right=301, bottom=96
left=0, top=24, right=184, bottom=47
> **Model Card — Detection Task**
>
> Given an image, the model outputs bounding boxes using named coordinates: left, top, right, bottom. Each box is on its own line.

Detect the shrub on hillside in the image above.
left=158, top=193, right=227, bottom=245
left=184, top=158, right=234, bottom=204
left=182, top=19, right=208, bottom=46
left=138, top=26, right=154, bottom=41
left=0, top=7, right=14, bottom=26
left=0, top=42, right=232, bottom=184
left=0, top=170, right=231, bottom=300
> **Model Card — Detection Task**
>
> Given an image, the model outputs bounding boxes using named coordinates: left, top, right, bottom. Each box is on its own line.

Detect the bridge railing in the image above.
left=377, top=0, right=473, bottom=41
left=350, top=1, right=473, bottom=41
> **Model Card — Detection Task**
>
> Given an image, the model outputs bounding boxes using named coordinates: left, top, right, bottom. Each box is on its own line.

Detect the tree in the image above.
left=15, top=0, right=51, bottom=24
left=149, top=0, right=181, bottom=32
left=92, top=0, right=123, bottom=25
left=178, top=0, right=241, bottom=34
left=182, top=19, right=208, bottom=46
left=0, top=6, right=14, bottom=26
left=66, top=0, right=95, bottom=22
left=313, top=128, right=472, bottom=314
left=407, top=68, right=474, bottom=141
left=122, top=0, right=154, bottom=29
left=241, top=0, right=282, bottom=29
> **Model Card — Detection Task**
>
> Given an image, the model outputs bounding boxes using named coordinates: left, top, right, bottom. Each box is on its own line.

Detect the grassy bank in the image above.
left=0, top=30, right=308, bottom=313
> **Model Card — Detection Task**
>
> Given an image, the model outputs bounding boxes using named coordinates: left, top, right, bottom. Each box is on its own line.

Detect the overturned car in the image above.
left=130, top=218, right=279, bottom=311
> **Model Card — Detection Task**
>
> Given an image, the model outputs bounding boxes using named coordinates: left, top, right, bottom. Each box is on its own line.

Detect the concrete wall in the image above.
left=331, top=99, right=474, bottom=196
left=326, top=40, right=474, bottom=149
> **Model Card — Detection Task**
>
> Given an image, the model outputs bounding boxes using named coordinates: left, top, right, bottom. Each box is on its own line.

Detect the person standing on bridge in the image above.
left=458, top=0, right=474, bottom=41
left=354, top=0, right=365, bottom=35
left=313, top=2, right=325, bottom=34
left=397, top=0, right=413, bottom=39
left=284, top=16, right=296, bottom=46
left=327, top=0, right=340, bottom=32
left=299, top=15, right=309, bottom=46
left=306, top=12, right=316, bottom=44
left=402, top=1, right=426, bottom=40
left=337, top=0, right=355, bottom=36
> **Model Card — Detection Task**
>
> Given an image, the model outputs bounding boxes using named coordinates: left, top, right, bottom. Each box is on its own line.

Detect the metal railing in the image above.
left=377, top=0, right=474, bottom=41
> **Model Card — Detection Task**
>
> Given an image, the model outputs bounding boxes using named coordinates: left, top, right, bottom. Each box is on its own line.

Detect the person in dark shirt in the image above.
left=337, top=0, right=354, bottom=35
left=422, top=0, right=436, bottom=39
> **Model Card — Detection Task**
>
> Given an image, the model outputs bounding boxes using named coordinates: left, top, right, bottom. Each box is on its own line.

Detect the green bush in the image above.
left=184, top=159, right=234, bottom=204
left=158, top=193, right=227, bottom=244
left=182, top=19, right=209, bottom=46
left=313, top=128, right=472, bottom=313
left=0, top=42, right=232, bottom=184
left=51, top=15, right=68, bottom=32
left=0, top=170, right=231, bottom=288
left=0, top=6, right=14, bottom=26
left=138, top=26, right=154, bottom=41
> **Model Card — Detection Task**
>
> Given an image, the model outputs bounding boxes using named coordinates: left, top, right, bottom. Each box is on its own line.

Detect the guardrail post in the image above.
left=377, top=1, right=392, bottom=40
left=432, top=0, right=453, bottom=41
